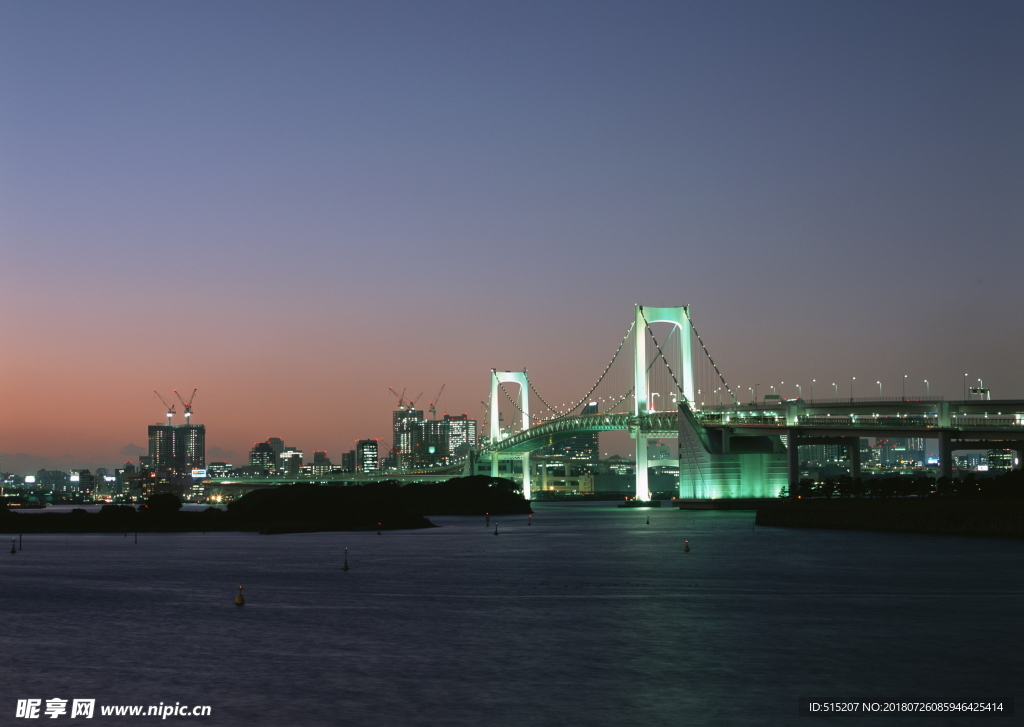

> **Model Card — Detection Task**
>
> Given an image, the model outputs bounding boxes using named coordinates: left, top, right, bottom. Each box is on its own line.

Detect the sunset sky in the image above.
left=1, top=1, right=1021, bottom=473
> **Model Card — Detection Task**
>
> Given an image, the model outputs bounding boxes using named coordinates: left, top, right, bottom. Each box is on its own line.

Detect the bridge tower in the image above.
left=634, top=305, right=695, bottom=501
left=489, top=370, right=532, bottom=499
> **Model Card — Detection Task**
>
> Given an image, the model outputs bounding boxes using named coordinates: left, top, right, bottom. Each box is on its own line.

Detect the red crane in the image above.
left=174, top=388, right=198, bottom=425
left=153, top=390, right=176, bottom=425
left=428, top=383, right=446, bottom=420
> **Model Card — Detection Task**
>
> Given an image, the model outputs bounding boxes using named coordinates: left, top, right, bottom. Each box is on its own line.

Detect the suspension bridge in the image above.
left=480, top=305, right=1024, bottom=501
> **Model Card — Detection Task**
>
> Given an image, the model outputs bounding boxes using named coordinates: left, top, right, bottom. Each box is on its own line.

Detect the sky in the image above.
left=1, top=0, right=1022, bottom=473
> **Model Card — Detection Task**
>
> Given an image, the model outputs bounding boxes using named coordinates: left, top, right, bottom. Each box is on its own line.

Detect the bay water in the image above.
left=2, top=503, right=1020, bottom=726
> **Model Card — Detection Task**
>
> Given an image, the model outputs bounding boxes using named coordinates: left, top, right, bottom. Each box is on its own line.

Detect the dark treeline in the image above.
left=782, top=469, right=1024, bottom=500
left=1, top=476, right=531, bottom=534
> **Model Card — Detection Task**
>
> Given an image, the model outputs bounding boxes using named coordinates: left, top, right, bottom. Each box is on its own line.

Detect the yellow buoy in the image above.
left=234, top=586, right=245, bottom=606
left=683, top=540, right=690, bottom=552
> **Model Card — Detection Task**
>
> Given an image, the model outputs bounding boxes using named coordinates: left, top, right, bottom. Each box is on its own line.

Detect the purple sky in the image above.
left=1, top=1, right=1022, bottom=473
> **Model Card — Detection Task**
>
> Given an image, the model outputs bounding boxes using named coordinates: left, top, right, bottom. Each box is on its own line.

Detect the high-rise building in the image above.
left=356, top=440, right=379, bottom=472
left=411, top=414, right=477, bottom=468
left=393, top=409, right=424, bottom=470
left=148, top=424, right=206, bottom=475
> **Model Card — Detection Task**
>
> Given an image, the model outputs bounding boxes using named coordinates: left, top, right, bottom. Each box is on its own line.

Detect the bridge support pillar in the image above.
left=938, top=431, right=953, bottom=480
left=786, top=431, right=800, bottom=488
left=490, top=451, right=499, bottom=479
left=522, top=453, right=531, bottom=500
left=846, top=437, right=861, bottom=479
left=635, top=436, right=650, bottom=501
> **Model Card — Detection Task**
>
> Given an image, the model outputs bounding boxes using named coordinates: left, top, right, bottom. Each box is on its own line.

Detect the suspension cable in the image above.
left=689, top=316, right=738, bottom=405
left=497, top=321, right=636, bottom=422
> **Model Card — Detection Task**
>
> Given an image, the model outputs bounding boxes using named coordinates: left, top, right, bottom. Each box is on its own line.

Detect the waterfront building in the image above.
left=411, top=414, right=477, bottom=467
left=278, top=447, right=303, bottom=476
left=249, top=441, right=276, bottom=474
left=356, top=440, right=379, bottom=472
left=310, top=451, right=333, bottom=476
left=987, top=449, right=1016, bottom=471
left=207, top=462, right=233, bottom=477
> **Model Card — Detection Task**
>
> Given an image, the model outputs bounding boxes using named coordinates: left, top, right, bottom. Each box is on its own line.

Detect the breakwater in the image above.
left=756, top=498, right=1024, bottom=538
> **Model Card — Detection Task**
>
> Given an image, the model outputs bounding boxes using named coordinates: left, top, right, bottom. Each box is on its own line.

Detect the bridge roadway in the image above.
left=486, top=398, right=1023, bottom=448
left=482, top=397, right=1024, bottom=484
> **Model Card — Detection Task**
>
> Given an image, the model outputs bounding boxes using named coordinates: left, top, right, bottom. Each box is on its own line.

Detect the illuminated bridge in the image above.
left=476, top=305, right=1024, bottom=500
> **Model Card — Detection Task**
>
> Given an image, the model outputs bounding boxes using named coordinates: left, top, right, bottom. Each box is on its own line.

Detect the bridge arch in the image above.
left=634, top=305, right=694, bottom=501
left=489, top=370, right=532, bottom=498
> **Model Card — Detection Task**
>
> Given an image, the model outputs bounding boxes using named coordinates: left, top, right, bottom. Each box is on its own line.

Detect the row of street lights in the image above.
left=738, top=376, right=987, bottom=403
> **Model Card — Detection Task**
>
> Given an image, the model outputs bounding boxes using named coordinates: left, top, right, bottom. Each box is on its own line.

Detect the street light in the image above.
left=796, top=384, right=802, bottom=398
left=877, top=380, right=882, bottom=396
left=924, top=379, right=929, bottom=395
left=832, top=382, right=838, bottom=396
left=851, top=376, right=856, bottom=401
left=903, top=374, right=907, bottom=401
left=964, top=373, right=968, bottom=400
left=811, top=379, right=816, bottom=400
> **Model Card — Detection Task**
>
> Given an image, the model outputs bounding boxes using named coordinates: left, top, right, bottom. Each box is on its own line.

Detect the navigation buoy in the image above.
left=234, top=586, right=245, bottom=606
left=494, top=524, right=499, bottom=536
left=134, top=532, right=138, bottom=544
left=19, top=533, right=22, bottom=551
left=684, top=540, right=690, bottom=552
left=646, top=515, right=650, bottom=525
left=485, top=512, right=490, bottom=527
left=377, top=522, right=382, bottom=535
left=10, top=538, right=15, bottom=554
left=528, top=514, right=532, bottom=526
left=342, top=547, right=350, bottom=572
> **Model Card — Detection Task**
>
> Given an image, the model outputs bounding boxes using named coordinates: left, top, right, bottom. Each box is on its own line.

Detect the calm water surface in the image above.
left=1, top=503, right=1020, bottom=726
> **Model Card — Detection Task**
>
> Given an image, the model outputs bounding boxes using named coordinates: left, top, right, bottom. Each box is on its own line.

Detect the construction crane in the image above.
left=388, top=386, right=408, bottom=410
left=174, top=388, right=198, bottom=425
left=153, top=390, right=176, bottom=426
left=428, top=383, right=446, bottom=420
left=389, top=386, right=423, bottom=411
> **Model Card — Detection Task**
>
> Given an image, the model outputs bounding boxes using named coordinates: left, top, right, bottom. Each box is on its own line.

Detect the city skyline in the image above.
left=2, top=1, right=1021, bottom=473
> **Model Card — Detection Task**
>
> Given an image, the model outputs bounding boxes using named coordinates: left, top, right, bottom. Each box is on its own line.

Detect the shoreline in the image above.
left=756, top=498, right=1024, bottom=539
